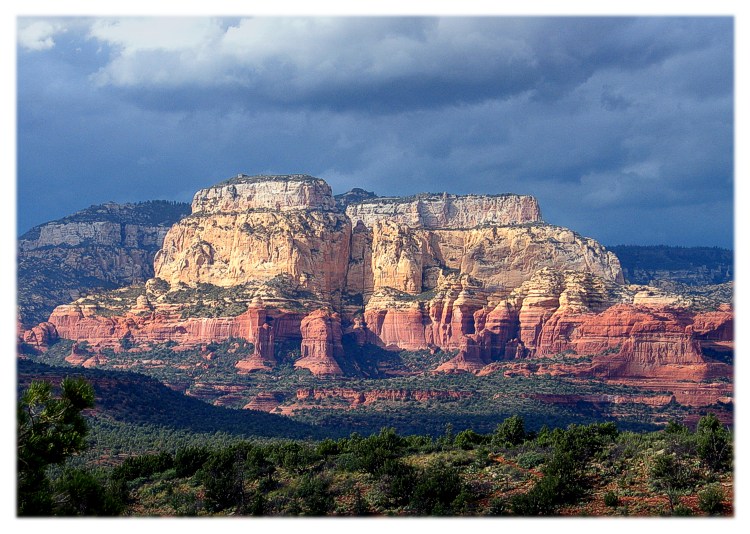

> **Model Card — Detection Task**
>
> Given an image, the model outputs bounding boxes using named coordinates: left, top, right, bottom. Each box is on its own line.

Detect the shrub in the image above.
left=664, top=420, right=689, bottom=435
left=516, top=450, right=546, bottom=470
left=672, top=504, right=693, bottom=516
left=488, top=497, right=509, bottom=516
left=410, top=463, right=467, bottom=515
left=509, top=473, right=561, bottom=515
left=697, top=485, right=725, bottom=515
left=53, top=468, right=125, bottom=516
left=112, top=452, right=174, bottom=482
left=245, top=489, right=267, bottom=516
left=405, top=434, right=434, bottom=453
left=174, top=446, right=211, bottom=478
left=315, top=438, right=340, bottom=457
left=198, top=448, right=246, bottom=513
left=343, top=427, right=407, bottom=474
left=454, top=429, right=487, bottom=450
left=493, top=415, right=526, bottom=447
left=245, top=446, right=275, bottom=482
left=552, top=422, right=618, bottom=463
left=650, top=454, right=698, bottom=514
left=295, top=474, right=334, bottom=516
left=603, top=491, right=620, bottom=507
left=664, top=427, right=698, bottom=458
left=351, top=490, right=370, bottom=515
left=169, top=489, right=200, bottom=516
left=650, top=454, right=696, bottom=491
left=266, top=441, right=318, bottom=473
left=374, top=459, right=418, bottom=508
left=509, top=422, right=618, bottom=515
left=696, top=414, right=732, bottom=472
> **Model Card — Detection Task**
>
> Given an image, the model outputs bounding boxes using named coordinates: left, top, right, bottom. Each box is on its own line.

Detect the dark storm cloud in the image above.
left=16, top=16, right=733, bottom=248
left=83, top=17, right=730, bottom=113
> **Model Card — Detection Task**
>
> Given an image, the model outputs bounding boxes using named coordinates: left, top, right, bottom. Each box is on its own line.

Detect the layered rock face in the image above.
left=20, top=218, right=168, bottom=251
left=347, top=206, right=622, bottom=298
left=21, top=322, right=59, bottom=352
left=364, top=272, right=487, bottom=352
left=48, top=303, right=285, bottom=353
left=154, top=175, right=350, bottom=298
left=18, top=201, right=190, bottom=327
left=192, top=174, right=336, bottom=213
left=296, top=310, right=344, bottom=376
left=429, top=225, right=624, bottom=291
left=345, top=193, right=541, bottom=229
left=244, top=392, right=285, bottom=412
left=26, top=174, right=732, bottom=392
left=295, top=387, right=473, bottom=406
left=362, top=266, right=625, bottom=361
left=425, top=268, right=733, bottom=381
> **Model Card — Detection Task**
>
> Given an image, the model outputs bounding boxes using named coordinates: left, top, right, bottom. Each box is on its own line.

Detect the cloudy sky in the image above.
left=16, top=15, right=734, bottom=248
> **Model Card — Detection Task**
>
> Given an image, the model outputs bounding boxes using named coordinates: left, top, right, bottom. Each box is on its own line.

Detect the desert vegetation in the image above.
left=17, top=375, right=732, bottom=517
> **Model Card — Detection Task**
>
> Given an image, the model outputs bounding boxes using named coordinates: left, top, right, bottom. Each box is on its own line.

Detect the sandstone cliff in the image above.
left=154, top=175, right=351, bottom=300
left=427, top=268, right=732, bottom=380
left=18, top=200, right=190, bottom=327
left=25, top=174, right=731, bottom=392
left=192, top=174, right=336, bottom=213
left=345, top=193, right=542, bottom=229
left=346, top=220, right=623, bottom=300
left=296, top=309, right=344, bottom=376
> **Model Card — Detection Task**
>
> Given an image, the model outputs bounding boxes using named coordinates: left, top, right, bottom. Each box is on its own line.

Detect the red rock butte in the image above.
left=24, top=174, right=732, bottom=406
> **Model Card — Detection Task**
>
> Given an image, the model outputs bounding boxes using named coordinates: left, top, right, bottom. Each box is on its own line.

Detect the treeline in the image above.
left=18, top=375, right=733, bottom=517
left=53, top=200, right=191, bottom=227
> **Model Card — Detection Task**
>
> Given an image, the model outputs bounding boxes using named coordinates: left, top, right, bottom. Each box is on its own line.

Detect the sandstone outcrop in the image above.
left=295, top=387, right=473, bottom=406
left=296, top=310, right=344, bottom=376
left=364, top=272, right=487, bottom=352
left=606, top=378, right=732, bottom=407
left=154, top=175, right=351, bottom=299
left=427, top=268, right=732, bottom=381
left=48, top=300, right=304, bottom=361
left=347, top=221, right=623, bottom=300
left=20, top=220, right=167, bottom=251
left=243, top=392, right=285, bottom=412
left=21, top=322, right=58, bottom=352
left=528, top=392, right=677, bottom=408
left=24, top=174, right=732, bottom=397
left=345, top=193, right=542, bottom=229
left=18, top=200, right=190, bottom=327
left=345, top=221, right=375, bottom=299
left=192, top=174, right=336, bottom=213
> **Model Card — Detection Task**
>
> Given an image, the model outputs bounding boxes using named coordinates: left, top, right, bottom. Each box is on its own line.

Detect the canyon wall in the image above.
left=25, top=175, right=731, bottom=390
left=18, top=200, right=190, bottom=327
left=154, top=175, right=351, bottom=298
left=345, top=193, right=542, bottom=229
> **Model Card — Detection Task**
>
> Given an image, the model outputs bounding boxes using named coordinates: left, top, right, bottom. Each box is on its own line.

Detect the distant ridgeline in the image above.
left=609, top=245, right=733, bottom=286
left=17, top=200, right=191, bottom=327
